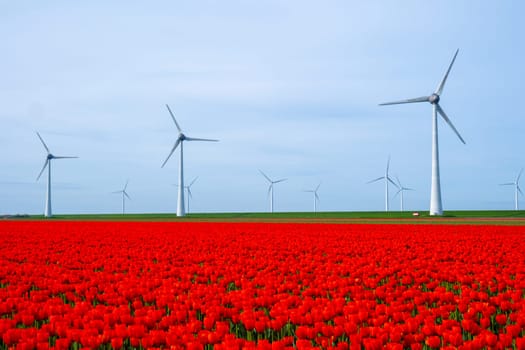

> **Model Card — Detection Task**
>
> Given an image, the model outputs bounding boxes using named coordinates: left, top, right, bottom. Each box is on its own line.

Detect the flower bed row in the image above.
left=0, top=221, right=524, bottom=349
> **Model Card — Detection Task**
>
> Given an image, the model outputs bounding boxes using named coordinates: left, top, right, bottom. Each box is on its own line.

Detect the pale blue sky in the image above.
left=1, top=1, right=524, bottom=214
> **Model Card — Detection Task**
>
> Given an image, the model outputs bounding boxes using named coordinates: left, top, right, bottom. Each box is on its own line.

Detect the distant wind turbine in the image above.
left=500, top=169, right=523, bottom=210
left=259, top=170, right=287, bottom=213
left=184, top=177, right=198, bottom=214
left=161, top=104, right=218, bottom=217
left=173, top=176, right=198, bottom=214
left=393, top=176, right=414, bottom=212
left=36, top=132, right=78, bottom=218
left=113, top=180, right=131, bottom=215
left=367, top=156, right=398, bottom=212
left=304, top=183, right=321, bottom=213
left=380, top=49, right=465, bottom=216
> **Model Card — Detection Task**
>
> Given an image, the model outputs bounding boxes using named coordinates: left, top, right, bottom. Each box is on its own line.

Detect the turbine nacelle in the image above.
left=428, top=94, right=440, bottom=104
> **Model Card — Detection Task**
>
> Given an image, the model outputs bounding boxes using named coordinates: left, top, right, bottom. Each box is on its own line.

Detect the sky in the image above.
left=1, top=1, right=524, bottom=215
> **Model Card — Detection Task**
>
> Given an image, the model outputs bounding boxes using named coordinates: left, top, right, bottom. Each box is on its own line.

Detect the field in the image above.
left=0, top=220, right=524, bottom=349
left=8, top=210, right=525, bottom=225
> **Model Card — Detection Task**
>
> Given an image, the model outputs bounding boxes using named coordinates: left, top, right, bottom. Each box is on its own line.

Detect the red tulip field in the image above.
left=0, top=221, right=524, bottom=349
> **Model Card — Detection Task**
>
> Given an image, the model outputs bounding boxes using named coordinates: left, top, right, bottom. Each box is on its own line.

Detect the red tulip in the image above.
left=495, top=313, right=507, bottom=326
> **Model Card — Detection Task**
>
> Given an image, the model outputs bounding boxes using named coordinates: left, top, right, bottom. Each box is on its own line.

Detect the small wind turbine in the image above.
left=259, top=170, right=287, bottom=213
left=173, top=176, right=198, bottom=214
left=393, top=176, right=414, bottom=212
left=36, top=132, right=78, bottom=218
left=367, top=156, right=398, bottom=212
left=380, top=49, right=465, bottom=216
left=303, top=183, right=321, bottom=213
left=113, top=180, right=131, bottom=215
left=185, top=177, right=198, bottom=214
left=500, top=169, right=523, bottom=210
left=161, top=104, right=218, bottom=217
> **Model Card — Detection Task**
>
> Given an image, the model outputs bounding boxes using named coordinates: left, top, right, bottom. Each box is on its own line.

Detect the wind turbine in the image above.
left=161, top=104, right=218, bottom=217
left=367, top=156, right=398, bottom=211
left=394, top=176, right=414, bottom=212
left=303, top=183, right=321, bottom=213
left=35, top=132, right=78, bottom=218
left=113, top=180, right=131, bottom=215
left=259, top=170, right=287, bottom=213
left=184, top=176, right=198, bottom=214
left=500, top=169, right=523, bottom=210
left=380, top=49, right=465, bottom=216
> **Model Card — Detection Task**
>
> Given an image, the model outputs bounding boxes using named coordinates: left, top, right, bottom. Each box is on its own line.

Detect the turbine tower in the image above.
left=380, top=49, right=465, bottom=216
left=500, top=169, right=523, bottom=210
left=161, top=105, right=218, bottom=217
left=304, top=183, right=321, bottom=213
left=259, top=170, right=287, bottom=213
left=113, top=180, right=131, bottom=215
left=367, top=156, right=398, bottom=212
left=394, top=176, right=414, bottom=212
left=36, top=132, right=78, bottom=218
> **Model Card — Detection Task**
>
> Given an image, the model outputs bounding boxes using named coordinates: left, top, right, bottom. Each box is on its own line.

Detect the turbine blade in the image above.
left=52, top=156, right=78, bottom=159
left=161, top=138, right=181, bottom=168
left=36, top=132, right=50, bottom=153
left=387, top=176, right=399, bottom=188
left=518, top=185, right=524, bottom=196
left=436, top=104, right=466, bottom=144
left=435, top=49, right=459, bottom=95
left=367, top=176, right=384, bottom=184
left=499, top=183, right=514, bottom=186
left=315, top=193, right=320, bottom=201
left=185, top=137, right=219, bottom=142
left=386, top=156, right=390, bottom=174
left=274, top=178, right=287, bottom=183
left=395, top=175, right=402, bottom=187
left=267, top=185, right=272, bottom=198
left=166, top=104, right=182, bottom=132
left=517, top=168, right=523, bottom=182
left=124, top=191, right=131, bottom=200
left=379, top=96, right=429, bottom=106
left=405, top=187, right=415, bottom=191
left=303, top=190, right=314, bottom=193
left=36, top=159, right=49, bottom=181
left=393, top=188, right=402, bottom=198
left=315, top=182, right=321, bottom=191
left=187, top=188, right=193, bottom=198
left=259, top=170, right=272, bottom=182
left=112, top=190, right=122, bottom=194
left=189, top=176, right=198, bottom=187
left=124, top=180, right=129, bottom=191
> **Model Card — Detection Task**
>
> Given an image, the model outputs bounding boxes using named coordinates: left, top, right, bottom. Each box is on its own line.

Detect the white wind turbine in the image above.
left=259, top=170, right=287, bottom=213
left=184, top=176, right=198, bottom=214
left=500, top=169, right=523, bottom=211
left=35, top=132, right=78, bottom=218
left=380, top=49, right=465, bottom=216
left=161, top=105, right=218, bottom=217
left=367, top=156, right=398, bottom=212
left=394, top=176, right=414, bottom=212
left=303, top=183, right=321, bottom=213
left=113, top=180, right=131, bottom=215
